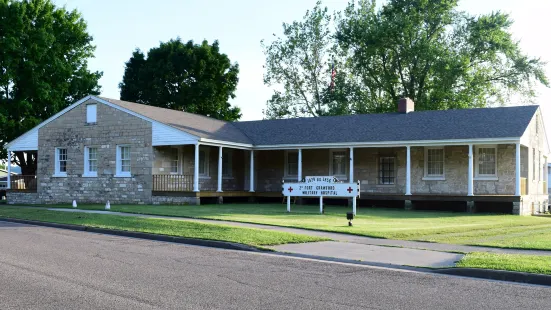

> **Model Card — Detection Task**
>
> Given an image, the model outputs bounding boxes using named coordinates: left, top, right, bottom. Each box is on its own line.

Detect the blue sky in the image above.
left=55, top=0, right=551, bottom=126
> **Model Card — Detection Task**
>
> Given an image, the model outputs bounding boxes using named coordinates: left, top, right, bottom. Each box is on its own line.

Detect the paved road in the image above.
left=1, top=221, right=550, bottom=310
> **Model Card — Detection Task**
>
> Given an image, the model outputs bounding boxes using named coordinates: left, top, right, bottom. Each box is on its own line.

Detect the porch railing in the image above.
left=153, top=174, right=193, bottom=192
left=520, top=177, right=527, bottom=195
left=9, top=175, right=37, bottom=191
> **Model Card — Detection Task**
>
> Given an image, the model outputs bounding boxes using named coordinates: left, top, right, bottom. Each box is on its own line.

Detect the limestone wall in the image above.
left=37, top=99, right=153, bottom=204
left=6, top=192, right=39, bottom=205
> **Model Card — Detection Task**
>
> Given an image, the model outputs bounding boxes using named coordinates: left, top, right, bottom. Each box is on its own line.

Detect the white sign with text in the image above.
left=282, top=182, right=359, bottom=198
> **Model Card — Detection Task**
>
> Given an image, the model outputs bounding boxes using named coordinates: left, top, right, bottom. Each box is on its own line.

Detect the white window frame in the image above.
left=170, top=147, right=179, bottom=174
left=115, top=145, right=131, bottom=177
left=329, top=149, right=348, bottom=180
left=86, top=104, right=97, bottom=123
left=284, top=150, right=298, bottom=178
left=423, top=147, right=445, bottom=180
left=378, top=156, right=396, bottom=185
left=222, top=149, right=233, bottom=178
left=54, top=147, right=68, bottom=177
left=83, top=146, right=98, bottom=177
left=474, top=145, right=498, bottom=180
left=199, top=148, right=210, bottom=178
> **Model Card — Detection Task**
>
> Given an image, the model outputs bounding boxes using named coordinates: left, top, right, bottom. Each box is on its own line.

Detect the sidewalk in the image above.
left=44, top=208, right=551, bottom=268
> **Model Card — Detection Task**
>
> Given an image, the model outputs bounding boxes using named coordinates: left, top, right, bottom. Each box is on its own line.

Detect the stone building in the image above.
left=4, top=95, right=549, bottom=215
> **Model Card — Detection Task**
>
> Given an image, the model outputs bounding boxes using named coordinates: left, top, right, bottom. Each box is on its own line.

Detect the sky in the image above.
left=54, top=0, right=551, bottom=126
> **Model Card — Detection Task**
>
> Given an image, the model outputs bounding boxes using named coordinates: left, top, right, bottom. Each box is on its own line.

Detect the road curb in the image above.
left=0, top=217, right=264, bottom=253
left=434, top=268, right=551, bottom=286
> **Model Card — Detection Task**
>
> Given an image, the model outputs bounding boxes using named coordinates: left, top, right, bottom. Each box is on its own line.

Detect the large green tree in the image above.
left=263, top=0, right=548, bottom=118
left=0, top=0, right=102, bottom=175
left=119, top=39, right=241, bottom=121
left=262, top=2, right=364, bottom=118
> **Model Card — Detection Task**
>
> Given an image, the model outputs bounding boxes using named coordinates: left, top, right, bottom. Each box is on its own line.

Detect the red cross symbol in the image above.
left=347, top=186, right=354, bottom=193
left=288, top=187, right=293, bottom=192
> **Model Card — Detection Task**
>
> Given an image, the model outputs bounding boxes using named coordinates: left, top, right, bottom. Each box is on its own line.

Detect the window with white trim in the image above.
left=199, top=149, right=209, bottom=177
left=533, top=148, right=536, bottom=181
left=170, top=148, right=179, bottom=174
left=475, top=146, right=497, bottom=177
left=285, top=151, right=298, bottom=177
left=379, top=157, right=396, bottom=185
left=330, top=150, right=347, bottom=179
left=55, top=148, right=68, bottom=176
left=425, top=147, right=444, bottom=178
left=222, top=149, right=232, bottom=177
left=86, top=104, right=97, bottom=123
left=116, top=146, right=131, bottom=177
left=84, top=147, right=98, bottom=177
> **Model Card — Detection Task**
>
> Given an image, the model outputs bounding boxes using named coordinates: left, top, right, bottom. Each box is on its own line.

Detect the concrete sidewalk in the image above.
left=49, top=208, right=464, bottom=268
left=49, top=208, right=551, bottom=256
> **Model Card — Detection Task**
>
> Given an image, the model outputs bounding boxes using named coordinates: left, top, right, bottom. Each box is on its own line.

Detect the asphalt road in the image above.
left=0, top=221, right=550, bottom=310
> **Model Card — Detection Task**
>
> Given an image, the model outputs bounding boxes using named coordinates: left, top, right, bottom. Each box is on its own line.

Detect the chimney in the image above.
left=398, top=97, right=414, bottom=113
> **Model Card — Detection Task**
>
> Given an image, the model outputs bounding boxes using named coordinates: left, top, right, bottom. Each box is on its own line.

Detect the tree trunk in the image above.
left=13, top=151, right=37, bottom=188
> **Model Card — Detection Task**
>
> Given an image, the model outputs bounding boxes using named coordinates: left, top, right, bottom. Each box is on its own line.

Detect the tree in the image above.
left=0, top=0, right=102, bottom=175
left=262, top=2, right=353, bottom=119
left=119, top=39, right=241, bottom=121
left=336, top=0, right=549, bottom=112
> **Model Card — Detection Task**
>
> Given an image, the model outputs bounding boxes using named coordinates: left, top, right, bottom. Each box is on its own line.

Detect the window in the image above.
left=475, top=146, right=497, bottom=178
left=424, top=147, right=444, bottom=178
left=54, top=148, right=68, bottom=176
left=84, top=147, right=98, bottom=177
left=379, top=157, right=395, bottom=185
left=533, top=149, right=536, bottom=181
left=222, top=150, right=232, bottom=177
left=86, top=104, right=97, bottom=123
left=170, top=148, right=179, bottom=174
left=116, top=146, right=131, bottom=177
left=330, top=150, right=347, bottom=178
left=285, top=151, right=298, bottom=177
left=199, top=149, right=209, bottom=177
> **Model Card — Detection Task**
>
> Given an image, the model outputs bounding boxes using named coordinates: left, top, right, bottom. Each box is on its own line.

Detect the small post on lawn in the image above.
left=287, top=196, right=291, bottom=213
left=352, top=196, right=357, bottom=216
left=72, top=200, right=77, bottom=208
left=319, top=196, right=323, bottom=214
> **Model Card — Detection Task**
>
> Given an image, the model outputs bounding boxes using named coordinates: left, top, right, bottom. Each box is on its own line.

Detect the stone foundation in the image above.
left=404, top=200, right=414, bottom=210
left=7, top=192, right=40, bottom=205
left=151, top=195, right=199, bottom=205
left=466, top=201, right=476, bottom=213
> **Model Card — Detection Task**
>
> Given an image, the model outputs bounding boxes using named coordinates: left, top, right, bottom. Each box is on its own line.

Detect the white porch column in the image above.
left=349, top=147, right=354, bottom=182
left=405, top=146, right=411, bottom=195
left=193, top=143, right=200, bottom=192
left=468, top=144, right=474, bottom=196
left=6, top=150, right=11, bottom=190
left=249, top=150, right=255, bottom=192
left=298, top=148, right=302, bottom=181
left=515, top=142, right=521, bottom=196
left=217, top=146, right=223, bottom=192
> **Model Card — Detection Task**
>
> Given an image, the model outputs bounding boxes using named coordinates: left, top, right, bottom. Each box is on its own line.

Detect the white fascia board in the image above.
left=253, top=137, right=522, bottom=150
left=199, top=138, right=253, bottom=150
left=152, top=122, right=198, bottom=146
left=5, top=95, right=94, bottom=151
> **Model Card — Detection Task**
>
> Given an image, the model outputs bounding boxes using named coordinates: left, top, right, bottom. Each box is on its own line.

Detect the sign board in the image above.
left=304, top=176, right=338, bottom=184
left=282, top=182, right=359, bottom=198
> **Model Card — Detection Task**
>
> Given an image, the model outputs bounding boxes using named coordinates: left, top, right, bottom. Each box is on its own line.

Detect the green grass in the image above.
left=0, top=207, right=327, bottom=247
left=457, top=252, right=551, bottom=275
left=26, top=203, right=551, bottom=250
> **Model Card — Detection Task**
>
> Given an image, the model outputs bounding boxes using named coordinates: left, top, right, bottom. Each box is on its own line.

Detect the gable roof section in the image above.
left=233, top=105, right=538, bottom=146
left=99, top=97, right=253, bottom=145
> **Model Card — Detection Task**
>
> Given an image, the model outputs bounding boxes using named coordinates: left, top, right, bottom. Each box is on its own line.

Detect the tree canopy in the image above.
left=0, top=0, right=102, bottom=174
left=119, top=39, right=241, bottom=121
left=262, top=0, right=548, bottom=118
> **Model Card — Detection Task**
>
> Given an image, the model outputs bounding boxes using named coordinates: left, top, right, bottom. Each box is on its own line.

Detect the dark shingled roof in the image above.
left=98, top=97, right=537, bottom=146
left=232, top=106, right=538, bottom=145
left=99, top=97, right=253, bottom=144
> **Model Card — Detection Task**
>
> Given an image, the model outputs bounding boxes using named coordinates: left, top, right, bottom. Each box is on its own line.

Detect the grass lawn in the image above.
left=0, top=207, right=327, bottom=248
left=32, top=203, right=551, bottom=251
left=457, top=252, right=551, bottom=275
